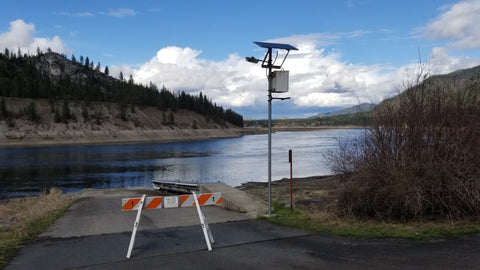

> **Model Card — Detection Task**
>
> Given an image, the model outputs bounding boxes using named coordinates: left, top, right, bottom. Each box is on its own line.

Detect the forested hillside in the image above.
left=0, top=48, right=243, bottom=127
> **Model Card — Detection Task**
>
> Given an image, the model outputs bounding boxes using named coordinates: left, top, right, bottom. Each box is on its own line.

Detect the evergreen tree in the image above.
left=54, top=109, right=62, bottom=123
left=85, top=57, right=89, bottom=67
left=162, top=111, right=167, bottom=124
left=119, top=102, right=127, bottom=121
left=104, top=66, right=109, bottom=76
left=80, top=56, right=84, bottom=65
left=62, top=99, right=71, bottom=120
left=27, top=101, right=38, bottom=121
left=81, top=103, right=89, bottom=121
left=49, top=98, right=56, bottom=113
left=169, top=111, right=174, bottom=124
left=0, top=97, right=8, bottom=117
left=71, top=54, right=77, bottom=63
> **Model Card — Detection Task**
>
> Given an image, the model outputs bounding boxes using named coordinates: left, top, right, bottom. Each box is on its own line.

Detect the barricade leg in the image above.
left=192, top=191, right=214, bottom=251
left=126, top=194, right=146, bottom=258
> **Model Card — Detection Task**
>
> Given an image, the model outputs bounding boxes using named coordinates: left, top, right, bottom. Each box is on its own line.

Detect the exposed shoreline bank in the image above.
left=0, top=128, right=263, bottom=148
left=0, top=126, right=361, bottom=147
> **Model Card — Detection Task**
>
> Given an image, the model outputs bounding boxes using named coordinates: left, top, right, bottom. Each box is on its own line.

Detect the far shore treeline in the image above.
left=0, top=48, right=243, bottom=127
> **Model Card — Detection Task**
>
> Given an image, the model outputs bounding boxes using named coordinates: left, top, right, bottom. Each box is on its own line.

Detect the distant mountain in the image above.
left=310, top=103, right=375, bottom=118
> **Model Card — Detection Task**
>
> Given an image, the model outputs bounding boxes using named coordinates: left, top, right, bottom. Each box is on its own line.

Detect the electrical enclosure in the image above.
left=271, top=71, right=289, bottom=93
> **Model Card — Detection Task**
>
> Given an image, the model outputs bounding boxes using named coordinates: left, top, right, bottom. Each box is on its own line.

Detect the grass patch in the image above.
left=0, top=189, right=73, bottom=269
left=261, top=201, right=480, bottom=240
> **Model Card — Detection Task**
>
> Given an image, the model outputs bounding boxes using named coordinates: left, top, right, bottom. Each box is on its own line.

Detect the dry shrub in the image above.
left=0, top=188, right=69, bottom=229
left=331, top=74, right=480, bottom=220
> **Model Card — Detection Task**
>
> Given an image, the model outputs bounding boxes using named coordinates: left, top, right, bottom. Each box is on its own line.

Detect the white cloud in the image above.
left=126, top=46, right=264, bottom=107
left=56, top=11, right=94, bottom=17
left=57, top=8, right=136, bottom=18
left=118, top=36, right=399, bottom=110
left=425, top=0, right=480, bottom=49
left=122, top=30, right=480, bottom=114
left=101, top=8, right=136, bottom=18
left=0, top=19, right=69, bottom=55
left=428, top=46, right=480, bottom=75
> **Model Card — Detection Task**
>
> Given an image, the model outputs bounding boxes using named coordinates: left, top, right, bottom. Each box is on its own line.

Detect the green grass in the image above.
left=0, top=200, right=72, bottom=269
left=261, top=201, right=480, bottom=240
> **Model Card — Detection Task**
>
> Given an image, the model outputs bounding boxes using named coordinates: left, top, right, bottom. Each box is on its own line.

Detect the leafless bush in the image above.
left=330, top=74, right=480, bottom=220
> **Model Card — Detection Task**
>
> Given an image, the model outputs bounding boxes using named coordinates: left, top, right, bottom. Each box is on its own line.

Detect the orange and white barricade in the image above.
left=122, top=192, right=222, bottom=258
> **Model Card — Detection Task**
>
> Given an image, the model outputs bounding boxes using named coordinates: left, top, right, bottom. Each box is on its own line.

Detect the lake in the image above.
left=0, top=129, right=362, bottom=198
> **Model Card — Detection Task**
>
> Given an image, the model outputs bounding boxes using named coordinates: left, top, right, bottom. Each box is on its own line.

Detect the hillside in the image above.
left=0, top=50, right=243, bottom=127
left=0, top=97, right=256, bottom=146
left=377, top=64, right=480, bottom=110
left=0, top=49, right=250, bottom=145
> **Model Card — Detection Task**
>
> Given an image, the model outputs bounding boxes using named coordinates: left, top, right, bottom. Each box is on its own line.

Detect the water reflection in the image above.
left=0, top=129, right=362, bottom=197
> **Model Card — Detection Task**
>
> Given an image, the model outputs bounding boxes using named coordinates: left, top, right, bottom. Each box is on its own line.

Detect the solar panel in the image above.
left=254, top=41, right=298, bottom=51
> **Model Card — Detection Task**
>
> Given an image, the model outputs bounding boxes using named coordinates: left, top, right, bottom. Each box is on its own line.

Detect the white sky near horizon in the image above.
left=1, top=0, right=480, bottom=119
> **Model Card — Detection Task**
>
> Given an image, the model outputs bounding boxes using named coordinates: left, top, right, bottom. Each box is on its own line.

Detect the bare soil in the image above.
left=237, top=175, right=341, bottom=217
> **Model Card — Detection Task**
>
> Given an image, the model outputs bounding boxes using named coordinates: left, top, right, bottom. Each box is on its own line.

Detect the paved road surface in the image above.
left=6, top=187, right=480, bottom=269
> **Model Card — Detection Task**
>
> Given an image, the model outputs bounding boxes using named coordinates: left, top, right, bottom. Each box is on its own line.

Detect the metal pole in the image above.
left=289, top=149, right=293, bottom=209
left=267, top=48, right=273, bottom=217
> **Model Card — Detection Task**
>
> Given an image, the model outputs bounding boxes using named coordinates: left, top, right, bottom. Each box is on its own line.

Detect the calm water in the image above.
left=0, top=129, right=362, bottom=198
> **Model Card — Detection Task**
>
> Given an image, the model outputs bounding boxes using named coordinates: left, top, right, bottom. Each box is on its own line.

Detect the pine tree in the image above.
left=1, top=97, right=8, bottom=117
left=104, top=66, right=109, bottom=76
left=119, top=102, right=127, bottom=121
left=162, top=111, right=167, bottom=124
left=169, top=111, right=174, bottom=124
left=27, top=101, right=38, bottom=121
left=81, top=103, right=89, bottom=121
left=62, top=99, right=71, bottom=120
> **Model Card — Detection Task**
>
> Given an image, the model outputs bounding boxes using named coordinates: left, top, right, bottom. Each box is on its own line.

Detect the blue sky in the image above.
left=1, top=0, right=480, bottom=119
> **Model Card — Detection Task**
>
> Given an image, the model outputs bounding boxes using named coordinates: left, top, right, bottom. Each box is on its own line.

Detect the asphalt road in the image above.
left=6, top=188, right=480, bottom=269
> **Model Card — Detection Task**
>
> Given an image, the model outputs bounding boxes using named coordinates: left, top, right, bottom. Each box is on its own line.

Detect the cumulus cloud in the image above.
left=0, top=19, right=69, bottom=55
left=122, top=29, right=480, bottom=115
left=119, top=35, right=399, bottom=110
left=424, top=0, right=480, bottom=49
left=129, top=46, right=264, bottom=107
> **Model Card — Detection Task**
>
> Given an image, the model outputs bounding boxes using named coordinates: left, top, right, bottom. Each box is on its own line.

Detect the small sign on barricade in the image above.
left=122, top=192, right=222, bottom=258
